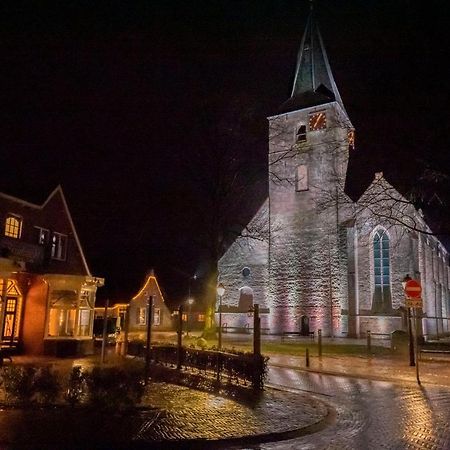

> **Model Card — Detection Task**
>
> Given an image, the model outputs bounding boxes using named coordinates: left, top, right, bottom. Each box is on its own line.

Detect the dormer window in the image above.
left=296, top=125, right=307, bottom=143
left=4, top=214, right=22, bottom=239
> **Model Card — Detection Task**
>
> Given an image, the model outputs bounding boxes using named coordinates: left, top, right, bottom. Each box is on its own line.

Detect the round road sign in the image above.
left=404, top=279, right=422, bottom=298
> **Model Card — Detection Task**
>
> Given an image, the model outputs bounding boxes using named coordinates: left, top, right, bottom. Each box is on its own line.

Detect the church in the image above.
left=218, top=11, right=449, bottom=338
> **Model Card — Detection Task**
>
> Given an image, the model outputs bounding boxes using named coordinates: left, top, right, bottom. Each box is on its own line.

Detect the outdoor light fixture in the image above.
left=186, top=297, right=194, bottom=336
left=217, top=283, right=225, bottom=350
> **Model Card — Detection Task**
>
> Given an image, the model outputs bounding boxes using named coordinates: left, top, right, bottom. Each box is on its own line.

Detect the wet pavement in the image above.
left=264, top=366, right=450, bottom=449
left=3, top=344, right=450, bottom=449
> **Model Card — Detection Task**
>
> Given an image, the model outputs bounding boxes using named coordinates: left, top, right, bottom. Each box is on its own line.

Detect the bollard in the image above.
left=367, top=330, right=372, bottom=354
left=318, top=329, right=322, bottom=358
left=306, top=348, right=310, bottom=367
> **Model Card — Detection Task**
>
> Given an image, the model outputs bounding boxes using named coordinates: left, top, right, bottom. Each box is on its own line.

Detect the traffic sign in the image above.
left=404, top=279, right=422, bottom=298
left=406, top=297, right=423, bottom=308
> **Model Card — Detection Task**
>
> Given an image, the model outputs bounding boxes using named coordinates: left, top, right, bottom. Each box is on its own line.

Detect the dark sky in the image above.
left=0, top=1, right=448, bottom=305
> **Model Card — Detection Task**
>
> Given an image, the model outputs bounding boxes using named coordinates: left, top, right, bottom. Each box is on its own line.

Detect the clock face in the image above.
left=348, top=130, right=355, bottom=149
left=309, top=112, right=327, bottom=131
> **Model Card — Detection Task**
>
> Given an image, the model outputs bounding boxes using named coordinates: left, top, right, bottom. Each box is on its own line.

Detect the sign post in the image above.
left=404, top=279, right=422, bottom=385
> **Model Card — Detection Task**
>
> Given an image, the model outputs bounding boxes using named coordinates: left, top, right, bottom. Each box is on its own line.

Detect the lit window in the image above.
left=296, top=165, right=308, bottom=191
left=153, top=308, right=161, bottom=326
left=296, top=125, right=307, bottom=143
left=182, top=313, right=188, bottom=322
left=5, top=214, right=22, bottom=238
left=372, top=228, right=392, bottom=312
left=35, top=227, right=50, bottom=245
left=47, top=290, right=77, bottom=337
left=137, top=307, right=147, bottom=325
left=197, top=314, right=205, bottom=322
left=51, top=233, right=67, bottom=260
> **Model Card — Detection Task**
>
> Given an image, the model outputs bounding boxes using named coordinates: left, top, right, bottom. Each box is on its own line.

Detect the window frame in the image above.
left=370, top=227, right=392, bottom=312
left=51, top=232, right=68, bottom=261
left=4, top=214, right=23, bottom=239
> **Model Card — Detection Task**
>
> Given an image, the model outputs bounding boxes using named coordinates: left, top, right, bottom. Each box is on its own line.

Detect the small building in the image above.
left=0, top=186, right=104, bottom=356
left=126, top=270, right=173, bottom=340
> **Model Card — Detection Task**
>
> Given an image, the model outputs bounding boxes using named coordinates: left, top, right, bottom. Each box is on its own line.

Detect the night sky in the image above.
left=1, top=1, right=448, bottom=306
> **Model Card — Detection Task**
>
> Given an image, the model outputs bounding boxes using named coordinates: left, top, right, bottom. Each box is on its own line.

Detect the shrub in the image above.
left=33, top=366, right=61, bottom=404
left=64, top=366, right=86, bottom=407
left=85, top=366, right=144, bottom=412
left=1, top=366, right=37, bottom=404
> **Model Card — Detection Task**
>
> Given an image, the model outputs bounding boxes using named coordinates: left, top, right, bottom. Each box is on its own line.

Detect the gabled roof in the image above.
left=279, top=8, right=345, bottom=114
left=131, top=269, right=167, bottom=303
left=0, top=185, right=91, bottom=276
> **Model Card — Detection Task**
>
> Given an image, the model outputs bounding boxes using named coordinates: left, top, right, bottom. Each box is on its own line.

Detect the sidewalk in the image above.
left=268, top=351, right=450, bottom=386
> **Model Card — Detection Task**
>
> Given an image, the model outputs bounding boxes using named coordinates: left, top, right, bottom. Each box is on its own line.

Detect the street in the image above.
left=260, top=366, right=450, bottom=449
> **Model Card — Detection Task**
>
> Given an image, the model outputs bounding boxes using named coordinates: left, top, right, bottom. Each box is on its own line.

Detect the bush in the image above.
left=1, top=365, right=62, bottom=405
left=85, top=366, right=144, bottom=412
left=64, top=366, right=85, bottom=407
left=33, top=366, right=61, bottom=404
left=1, top=366, right=37, bottom=404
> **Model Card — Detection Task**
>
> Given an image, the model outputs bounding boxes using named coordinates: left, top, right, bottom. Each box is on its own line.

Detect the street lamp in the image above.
left=217, top=283, right=225, bottom=350
left=187, top=297, right=194, bottom=336
left=402, top=274, right=415, bottom=367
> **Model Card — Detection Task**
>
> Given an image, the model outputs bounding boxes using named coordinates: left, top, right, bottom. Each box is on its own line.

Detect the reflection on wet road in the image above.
left=260, top=366, right=450, bottom=449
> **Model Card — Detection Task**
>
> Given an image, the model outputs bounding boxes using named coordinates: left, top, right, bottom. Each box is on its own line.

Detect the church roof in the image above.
left=279, top=8, right=345, bottom=114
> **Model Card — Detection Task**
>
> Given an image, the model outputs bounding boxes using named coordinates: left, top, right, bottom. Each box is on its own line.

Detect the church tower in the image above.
left=267, top=8, right=354, bottom=335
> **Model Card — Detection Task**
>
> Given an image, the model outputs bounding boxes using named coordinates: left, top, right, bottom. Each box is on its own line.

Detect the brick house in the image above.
left=0, top=186, right=104, bottom=356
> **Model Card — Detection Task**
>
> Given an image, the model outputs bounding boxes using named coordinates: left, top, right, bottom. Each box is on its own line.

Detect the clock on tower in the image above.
left=309, top=112, right=327, bottom=131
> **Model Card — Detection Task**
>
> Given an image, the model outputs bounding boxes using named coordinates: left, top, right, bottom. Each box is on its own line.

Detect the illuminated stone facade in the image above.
left=218, top=12, right=450, bottom=337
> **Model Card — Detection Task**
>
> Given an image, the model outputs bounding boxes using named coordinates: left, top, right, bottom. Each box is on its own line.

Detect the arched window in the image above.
left=4, top=214, right=22, bottom=239
left=296, top=125, right=307, bottom=143
left=372, top=228, right=392, bottom=313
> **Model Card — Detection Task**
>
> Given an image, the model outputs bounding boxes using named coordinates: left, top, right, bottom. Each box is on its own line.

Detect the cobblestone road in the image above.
left=261, top=366, right=450, bottom=449
left=133, top=382, right=327, bottom=444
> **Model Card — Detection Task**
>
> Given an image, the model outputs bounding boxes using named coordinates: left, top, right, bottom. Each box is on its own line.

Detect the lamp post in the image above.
left=402, top=274, right=415, bottom=367
left=187, top=297, right=194, bottom=336
left=217, top=283, right=225, bottom=350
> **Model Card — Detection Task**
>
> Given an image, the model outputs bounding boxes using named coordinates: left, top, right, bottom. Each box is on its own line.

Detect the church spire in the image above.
left=280, top=7, right=345, bottom=114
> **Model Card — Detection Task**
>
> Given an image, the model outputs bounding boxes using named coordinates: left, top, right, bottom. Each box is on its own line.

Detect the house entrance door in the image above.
left=2, top=297, right=18, bottom=340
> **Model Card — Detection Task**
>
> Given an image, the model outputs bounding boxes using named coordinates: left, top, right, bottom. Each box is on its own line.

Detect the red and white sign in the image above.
left=404, top=279, right=422, bottom=298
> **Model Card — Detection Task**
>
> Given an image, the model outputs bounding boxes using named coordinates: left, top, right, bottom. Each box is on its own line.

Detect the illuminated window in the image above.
left=47, top=290, right=77, bottom=337
left=0, top=279, right=22, bottom=341
left=51, top=233, right=67, bottom=260
left=5, top=214, right=22, bottom=238
left=296, top=125, right=307, bottom=143
left=35, top=227, right=50, bottom=245
left=372, top=228, right=392, bottom=312
left=78, top=290, right=94, bottom=336
left=296, top=165, right=308, bottom=191
left=137, top=307, right=147, bottom=325
left=197, top=314, right=205, bottom=322
left=182, top=313, right=188, bottom=322
left=153, top=308, right=161, bottom=326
